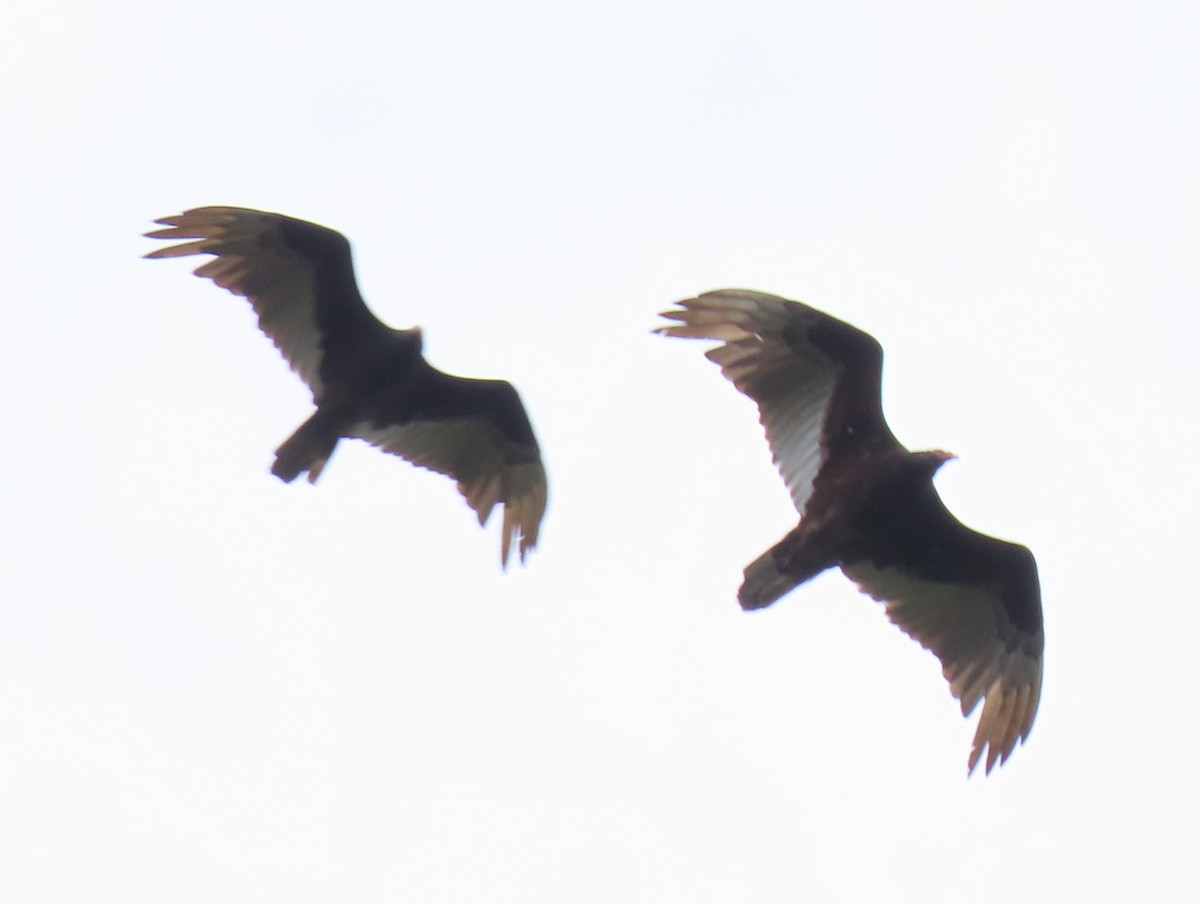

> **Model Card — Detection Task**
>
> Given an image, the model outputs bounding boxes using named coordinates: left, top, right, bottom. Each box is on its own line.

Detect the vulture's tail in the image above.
left=739, top=533, right=833, bottom=610
left=273, top=413, right=340, bottom=484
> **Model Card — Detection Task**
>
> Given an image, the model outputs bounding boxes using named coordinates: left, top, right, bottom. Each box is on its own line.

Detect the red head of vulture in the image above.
left=657, top=290, right=1043, bottom=775
left=146, top=207, right=547, bottom=568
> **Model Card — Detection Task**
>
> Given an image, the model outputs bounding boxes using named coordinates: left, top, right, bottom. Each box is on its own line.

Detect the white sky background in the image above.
left=2, top=0, right=1198, bottom=900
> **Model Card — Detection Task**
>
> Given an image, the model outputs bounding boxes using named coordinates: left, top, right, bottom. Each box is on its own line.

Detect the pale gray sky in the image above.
left=3, top=1, right=1198, bottom=901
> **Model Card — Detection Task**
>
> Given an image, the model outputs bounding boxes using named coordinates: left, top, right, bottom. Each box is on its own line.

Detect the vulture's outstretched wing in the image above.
left=353, top=365, right=547, bottom=567
left=145, top=206, right=388, bottom=400
left=841, top=487, right=1044, bottom=775
left=657, top=290, right=899, bottom=518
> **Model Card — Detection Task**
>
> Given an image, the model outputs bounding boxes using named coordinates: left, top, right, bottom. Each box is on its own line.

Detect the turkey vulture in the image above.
left=145, top=206, right=547, bottom=568
left=657, top=290, right=1043, bottom=774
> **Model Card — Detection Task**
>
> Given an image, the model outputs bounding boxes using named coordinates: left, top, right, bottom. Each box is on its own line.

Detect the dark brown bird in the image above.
left=146, top=206, right=547, bottom=567
left=657, top=290, right=1043, bottom=774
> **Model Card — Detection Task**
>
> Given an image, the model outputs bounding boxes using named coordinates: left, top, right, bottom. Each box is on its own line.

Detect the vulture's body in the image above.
left=146, top=207, right=546, bottom=567
left=658, top=290, right=1043, bottom=774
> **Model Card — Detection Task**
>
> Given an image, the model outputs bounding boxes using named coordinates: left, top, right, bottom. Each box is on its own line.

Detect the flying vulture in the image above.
left=145, top=206, right=547, bottom=568
left=657, top=290, right=1043, bottom=775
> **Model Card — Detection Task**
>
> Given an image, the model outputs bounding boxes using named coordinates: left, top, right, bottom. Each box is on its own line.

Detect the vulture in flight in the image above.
left=657, top=290, right=1043, bottom=775
left=145, top=206, right=547, bottom=568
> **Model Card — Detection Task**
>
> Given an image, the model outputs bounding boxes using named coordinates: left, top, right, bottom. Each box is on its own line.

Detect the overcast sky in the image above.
left=3, top=1, right=1198, bottom=901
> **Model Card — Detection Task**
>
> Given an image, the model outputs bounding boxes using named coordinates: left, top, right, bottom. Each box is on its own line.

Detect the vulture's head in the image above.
left=915, top=449, right=958, bottom=477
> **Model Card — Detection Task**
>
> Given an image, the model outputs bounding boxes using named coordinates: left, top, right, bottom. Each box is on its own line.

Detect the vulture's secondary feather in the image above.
left=657, top=289, right=1044, bottom=775
left=146, top=206, right=546, bottom=568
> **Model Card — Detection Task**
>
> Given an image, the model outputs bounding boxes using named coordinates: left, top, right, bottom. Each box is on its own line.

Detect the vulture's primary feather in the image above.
left=146, top=206, right=546, bottom=567
left=658, top=289, right=1043, bottom=775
